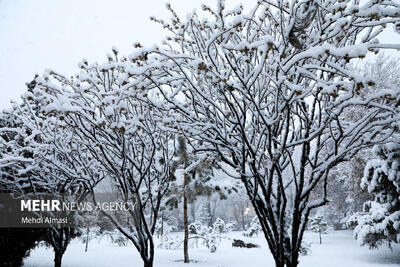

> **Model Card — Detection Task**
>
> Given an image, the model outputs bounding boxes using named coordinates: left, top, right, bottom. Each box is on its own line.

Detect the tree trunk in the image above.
left=143, top=260, right=153, bottom=267
left=51, top=228, right=69, bottom=267
left=54, top=251, right=63, bottom=267
left=286, top=262, right=299, bottom=267
left=286, top=251, right=300, bottom=267
left=85, top=227, right=89, bottom=252
left=206, top=200, right=213, bottom=227
left=140, top=239, right=155, bottom=267
left=319, top=229, right=322, bottom=244
left=161, top=212, right=164, bottom=240
left=273, top=258, right=285, bottom=267
left=183, top=172, right=190, bottom=263
left=272, top=257, right=299, bottom=267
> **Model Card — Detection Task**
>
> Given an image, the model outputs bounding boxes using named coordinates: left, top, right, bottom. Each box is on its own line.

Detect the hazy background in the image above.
left=1, top=0, right=399, bottom=110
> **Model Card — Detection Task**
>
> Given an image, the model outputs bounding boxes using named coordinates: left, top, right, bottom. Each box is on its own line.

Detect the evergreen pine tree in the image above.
left=355, top=143, right=400, bottom=249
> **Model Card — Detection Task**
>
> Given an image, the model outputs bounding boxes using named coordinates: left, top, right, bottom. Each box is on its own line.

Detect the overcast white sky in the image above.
left=0, top=0, right=258, bottom=110
left=0, top=0, right=399, bottom=110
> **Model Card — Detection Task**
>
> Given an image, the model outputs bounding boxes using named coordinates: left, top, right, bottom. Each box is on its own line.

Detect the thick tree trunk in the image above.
left=286, top=262, right=299, bottom=267
left=251, top=197, right=303, bottom=267
left=272, top=257, right=299, bottom=267
left=140, top=240, right=155, bottom=267
left=286, top=252, right=300, bottom=267
left=273, top=258, right=285, bottom=267
left=183, top=172, right=190, bottom=263
left=51, top=228, right=70, bottom=267
left=54, top=251, right=63, bottom=267
left=143, top=260, right=153, bottom=267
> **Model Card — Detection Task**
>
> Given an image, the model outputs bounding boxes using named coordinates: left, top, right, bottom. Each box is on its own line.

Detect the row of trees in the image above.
left=1, top=1, right=400, bottom=267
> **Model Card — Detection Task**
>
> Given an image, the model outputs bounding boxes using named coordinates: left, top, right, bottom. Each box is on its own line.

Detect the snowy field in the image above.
left=23, top=230, right=400, bottom=267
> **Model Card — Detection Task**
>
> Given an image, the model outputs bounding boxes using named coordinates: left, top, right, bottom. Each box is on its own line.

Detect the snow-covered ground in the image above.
left=23, top=230, right=400, bottom=267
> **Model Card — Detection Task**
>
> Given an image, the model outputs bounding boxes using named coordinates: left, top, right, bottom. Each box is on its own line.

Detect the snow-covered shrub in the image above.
left=112, top=236, right=129, bottom=247
left=209, top=244, right=217, bottom=253
left=187, top=220, right=225, bottom=252
left=299, top=241, right=312, bottom=256
left=225, top=222, right=236, bottom=232
left=189, top=221, right=202, bottom=234
left=99, top=230, right=129, bottom=247
left=158, top=235, right=183, bottom=250
left=80, top=227, right=101, bottom=244
left=243, top=216, right=261, bottom=237
left=203, top=234, right=220, bottom=253
left=155, top=218, right=177, bottom=239
left=189, top=221, right=210, bottom=236
left=213, top=218, right=226, bottom=234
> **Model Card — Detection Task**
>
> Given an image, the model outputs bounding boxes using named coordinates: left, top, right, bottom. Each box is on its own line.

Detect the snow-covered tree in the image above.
left=130, top=1, right=400, bottom=266
left=232, top=193, right=252, bottom=230
left=155, top=212, right=176, bottom=239
left=355, top=142, right=400, bottom=249
left=166, top=135, right=220, bottom=263
left=0, top=80, right=92, bottom=267
left=13, top=50, right=175, bottom=267
left=309, top=211, right=328, bottom=244
left=164, top=134, right=235, bottom=262
left=0, top=97, right=49, bottom=267
left=329, top=54, right=400, bottom=230
left=199, top=203, right=211, bottom=226
left=335, top=54, right=400, bottom=218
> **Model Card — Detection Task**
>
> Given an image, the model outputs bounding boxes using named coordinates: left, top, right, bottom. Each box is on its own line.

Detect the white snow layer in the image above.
left=23, top=230, right=400, bottom=267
